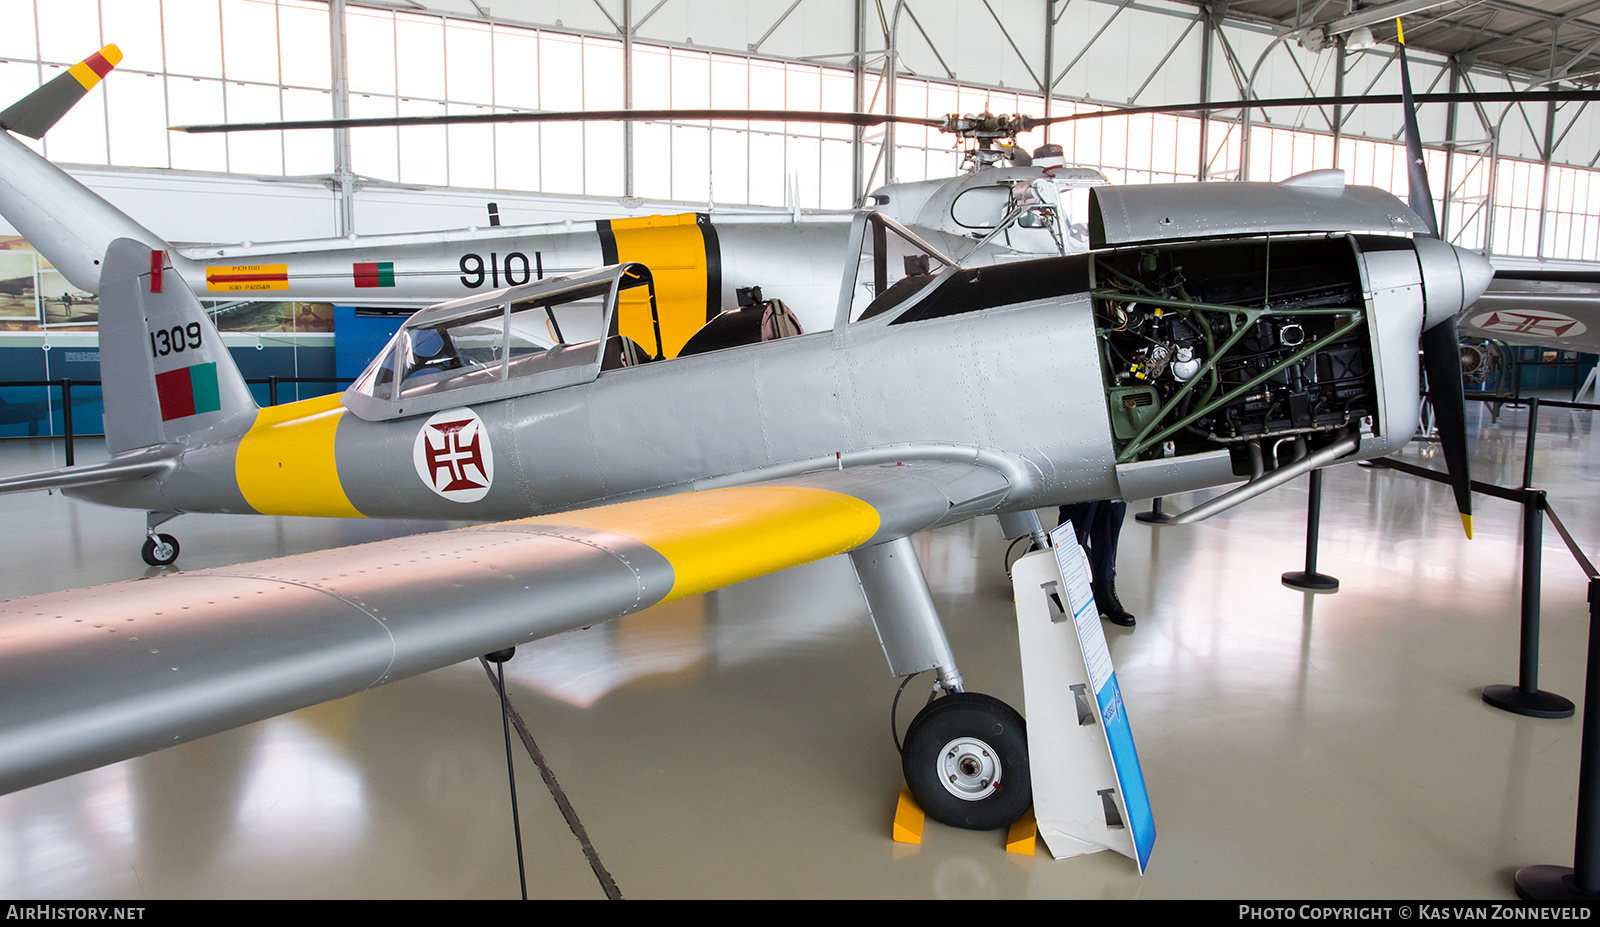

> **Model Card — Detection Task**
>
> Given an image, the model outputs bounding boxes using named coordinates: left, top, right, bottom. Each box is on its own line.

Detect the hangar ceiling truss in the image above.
left=324, top=0, right=1600, bottom=260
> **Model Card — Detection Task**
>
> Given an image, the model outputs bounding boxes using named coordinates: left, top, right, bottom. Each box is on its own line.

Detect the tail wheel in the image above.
left=141, top=534, right=179, bottom=566
left=901, top=691, right=1031, bottom=830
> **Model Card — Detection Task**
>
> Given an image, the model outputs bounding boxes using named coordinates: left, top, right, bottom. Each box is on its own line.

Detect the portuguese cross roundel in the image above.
left=1468, top=308, right=1587, bottom=340
left=413, top=408, right=494, bottom=503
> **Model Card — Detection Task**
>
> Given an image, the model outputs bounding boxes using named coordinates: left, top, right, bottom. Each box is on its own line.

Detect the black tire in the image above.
left=141, top=534, right=179, bottom=566
left=901, top=691, right=1031, bottom=830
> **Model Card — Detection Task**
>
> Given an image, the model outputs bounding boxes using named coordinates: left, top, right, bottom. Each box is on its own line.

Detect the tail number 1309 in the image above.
left=150, top=322, right=203, bottom=357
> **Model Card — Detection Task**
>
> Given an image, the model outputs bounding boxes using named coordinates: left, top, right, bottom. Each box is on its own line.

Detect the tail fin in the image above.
left=99, top=238, right=256, bottom=454
left=0, top=46, right=170, bottom=293
left=0, top=45, right=122, bottom=139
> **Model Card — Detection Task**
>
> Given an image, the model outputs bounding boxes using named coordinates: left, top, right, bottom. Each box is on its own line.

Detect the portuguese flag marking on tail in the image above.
left=155, top=362, right=221, bottom=421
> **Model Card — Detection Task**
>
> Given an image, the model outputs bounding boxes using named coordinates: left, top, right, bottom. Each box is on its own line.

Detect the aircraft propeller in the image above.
left=1396, top=19, right=1475, bottom=539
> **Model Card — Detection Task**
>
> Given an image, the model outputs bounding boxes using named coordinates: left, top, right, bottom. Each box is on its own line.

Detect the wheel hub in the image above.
left=938, top=736, right=1001, bottom=801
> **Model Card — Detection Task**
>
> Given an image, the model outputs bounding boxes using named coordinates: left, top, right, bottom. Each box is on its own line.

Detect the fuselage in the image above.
left=69, top=261, right=1122, bottom=519
left=67, top=223, right=1474, bottom=525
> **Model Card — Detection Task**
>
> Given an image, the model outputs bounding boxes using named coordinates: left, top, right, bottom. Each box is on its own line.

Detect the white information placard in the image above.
left=1008, top=525, right=1155, bottom=872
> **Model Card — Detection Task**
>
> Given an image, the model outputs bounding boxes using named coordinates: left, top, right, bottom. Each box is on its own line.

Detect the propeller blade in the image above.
left=1421, top=317, right=1473, bottom=538
left=1397, top=26, right=1440, bottom=237
left=1397, top=17, right=1472, bottom=538
left=171, top=108, right=946, bottom=134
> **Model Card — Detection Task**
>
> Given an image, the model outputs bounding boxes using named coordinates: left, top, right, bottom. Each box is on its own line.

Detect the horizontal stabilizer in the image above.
left=0, top=45, right=121, bottom=139
left=0, top=446, right=172, bottom=496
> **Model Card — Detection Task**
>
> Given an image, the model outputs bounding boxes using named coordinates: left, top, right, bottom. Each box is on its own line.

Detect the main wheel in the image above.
left=901, top=691, right=1031, bottom=830
left=141, top=534, right=179, bottom=566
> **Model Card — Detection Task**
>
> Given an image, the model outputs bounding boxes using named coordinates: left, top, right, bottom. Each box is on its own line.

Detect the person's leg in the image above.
left=1091, top=501, right=1135, bottom=627
left=1057, top=502, right=1095, bottom=550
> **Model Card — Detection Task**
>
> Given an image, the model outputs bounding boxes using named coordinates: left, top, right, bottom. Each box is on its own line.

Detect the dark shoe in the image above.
left=1096, top=578, right=1136, bottom=627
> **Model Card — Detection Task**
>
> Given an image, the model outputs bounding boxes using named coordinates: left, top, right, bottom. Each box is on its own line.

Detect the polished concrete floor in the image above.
left=0, top=394, right=1593, bottom=899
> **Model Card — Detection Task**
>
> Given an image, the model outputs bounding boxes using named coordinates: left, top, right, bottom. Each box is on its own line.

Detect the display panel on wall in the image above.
left=1, top=236, right=334, bottom=332
left=0, top=236, right=338, bottom=440
left=0, top=238, right=97, bottom=329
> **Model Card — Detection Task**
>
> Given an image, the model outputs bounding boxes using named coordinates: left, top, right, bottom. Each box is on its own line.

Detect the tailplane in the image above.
left=0, top=46, right=171, bottom=293
left=99, top=238, right=256, bottom=454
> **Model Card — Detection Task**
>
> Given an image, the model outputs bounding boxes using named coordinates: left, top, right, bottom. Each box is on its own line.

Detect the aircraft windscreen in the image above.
left=343, top=264, right=655, bottom=421
left=844, top=212, right=957, bottom=324
left=951, top=186, right=1010, bottom=229
left=357, top=281, right=615, bottom=404
left=398, top=309, right=504, bottom=397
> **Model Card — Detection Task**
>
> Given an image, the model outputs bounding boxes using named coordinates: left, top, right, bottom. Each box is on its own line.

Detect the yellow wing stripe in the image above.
left=235, top=393, right=365, bottom=518
left=608, top=214, right=712, bottom=359
left=526, top=486, right=880, bottom=602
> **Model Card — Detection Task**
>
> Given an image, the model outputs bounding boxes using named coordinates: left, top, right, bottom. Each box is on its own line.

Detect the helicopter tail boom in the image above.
left=0, top=47, right=172, bottom=293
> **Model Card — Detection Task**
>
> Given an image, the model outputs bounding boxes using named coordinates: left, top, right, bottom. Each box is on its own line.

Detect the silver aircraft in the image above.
left=0, top=44, right=1496, bottom=830
left=0, top=182, right=1492, bottom=829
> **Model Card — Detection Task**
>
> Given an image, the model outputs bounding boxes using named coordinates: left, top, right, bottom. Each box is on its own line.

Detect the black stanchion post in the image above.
left=1523, top=396, right=1539, bottom=490
left=1135, top=497, right=1172, bottom=525
left=1483, top=490, right=1574, bottom=717
left=1282, top=468, right=1338, bottom=592
left=1484, top=398, right=1573, bottom=717
left=60, top=377, right=74, bottom=467
left=1582, top=578, right=1600, bottom=889
left=1514, top=577, right=1600, bottom=899
left=267, top=375, right=279, bottom=407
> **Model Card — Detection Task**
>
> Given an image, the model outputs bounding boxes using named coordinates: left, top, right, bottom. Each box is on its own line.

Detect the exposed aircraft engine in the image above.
left=1458, top=338, right=1507, bottom=385
left=1093, top=236, right=1379, bottom=479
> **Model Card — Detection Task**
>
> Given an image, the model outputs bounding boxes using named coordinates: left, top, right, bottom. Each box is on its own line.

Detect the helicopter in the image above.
left=0, top=48, right=1111, bottom=358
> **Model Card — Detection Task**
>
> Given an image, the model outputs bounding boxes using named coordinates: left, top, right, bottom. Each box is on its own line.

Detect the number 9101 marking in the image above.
left=150, top=323, right=203, bottom=357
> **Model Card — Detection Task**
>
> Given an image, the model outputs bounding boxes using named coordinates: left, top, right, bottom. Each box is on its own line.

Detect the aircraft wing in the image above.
left=0, top=460, right=1010, bottom=796
left=1462, top=271, right=1600, bottom=353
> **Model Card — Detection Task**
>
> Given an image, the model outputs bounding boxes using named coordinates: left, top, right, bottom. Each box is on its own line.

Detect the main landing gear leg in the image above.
left=849, top=536, right=1031, bottom=831
left=141, top=511, right=181, bottom=566
left=997, top=510, right=1050, bottom=552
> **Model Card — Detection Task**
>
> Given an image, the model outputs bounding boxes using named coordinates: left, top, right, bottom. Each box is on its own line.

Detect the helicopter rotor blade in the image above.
left=172, top=89, right=1600, bottom=140
left=1019, top=89, right=1600, bottom=131
left=171, top=108, right=946, bottom=134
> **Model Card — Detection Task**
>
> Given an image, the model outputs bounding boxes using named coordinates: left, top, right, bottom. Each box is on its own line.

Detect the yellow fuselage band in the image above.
left=235, top=393, right=364, bottom=518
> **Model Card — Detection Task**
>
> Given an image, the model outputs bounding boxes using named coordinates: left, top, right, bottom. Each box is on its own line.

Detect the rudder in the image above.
left=99, top=238, right=256, bottom=454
